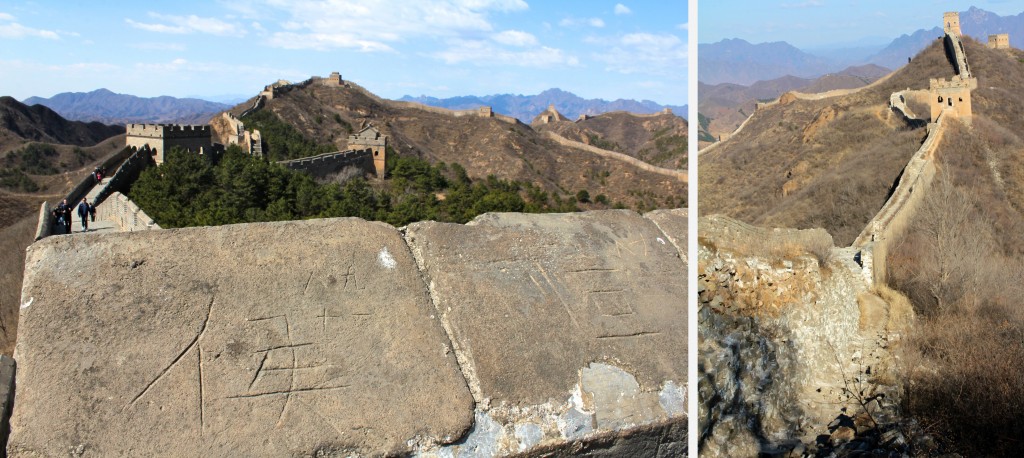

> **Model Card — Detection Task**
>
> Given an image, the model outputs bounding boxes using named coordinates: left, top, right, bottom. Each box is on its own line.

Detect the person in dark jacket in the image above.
left=53, top=199, right=68, bottom=234
left=76, top=198, right=91, bottom=232
left=60, top=199, right=72, bottom=234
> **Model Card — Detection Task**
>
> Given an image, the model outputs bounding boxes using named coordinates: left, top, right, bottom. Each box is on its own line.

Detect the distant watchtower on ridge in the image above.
left=943, top=11, right=961, bottom=36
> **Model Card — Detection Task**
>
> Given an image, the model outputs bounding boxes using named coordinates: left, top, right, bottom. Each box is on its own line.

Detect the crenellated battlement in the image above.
left=127, top=124, right=212, bottom=138
left=125, top=123, right=213, bottom=164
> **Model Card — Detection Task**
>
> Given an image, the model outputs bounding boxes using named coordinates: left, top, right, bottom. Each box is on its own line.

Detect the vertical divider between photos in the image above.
left=687, top=0, right=699, bottom=455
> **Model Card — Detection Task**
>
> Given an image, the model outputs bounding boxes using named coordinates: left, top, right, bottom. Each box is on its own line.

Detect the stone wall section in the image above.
left=277, top=149, right=374, bottom=178
left=94, top=192, right=161, bottom=232
left=34, top=147, right=136, bottom=241
left=542, top=131, right=687, bottom=181
left=91, top=146, right=155, bottom=207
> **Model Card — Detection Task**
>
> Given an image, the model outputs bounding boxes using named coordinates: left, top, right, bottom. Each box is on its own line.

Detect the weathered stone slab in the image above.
left=10, top=218, right=474, bottom=457
left=406, top=210, right=686, bottom=454
left=644, top=209, right=687, bottom=261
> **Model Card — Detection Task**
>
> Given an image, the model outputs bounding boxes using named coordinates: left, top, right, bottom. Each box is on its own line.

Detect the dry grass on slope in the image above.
left=888, top=119, right=1024, bottom=456
left=699, top=94, right=925, bottom=246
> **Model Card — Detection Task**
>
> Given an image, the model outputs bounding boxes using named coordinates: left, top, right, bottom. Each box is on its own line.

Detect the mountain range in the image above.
left=399, top=88, right=687, bottom=122
left=0, top=96, right=124, bottom=153
left=700, top=6, right=1024, bottom=85
left=23, top=89, right=231, bottom=125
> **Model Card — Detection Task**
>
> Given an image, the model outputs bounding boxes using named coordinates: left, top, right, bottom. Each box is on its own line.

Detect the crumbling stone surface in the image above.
left=9, top=218, right=474, bottom=457
left=406, top=210, right=686, bottom=455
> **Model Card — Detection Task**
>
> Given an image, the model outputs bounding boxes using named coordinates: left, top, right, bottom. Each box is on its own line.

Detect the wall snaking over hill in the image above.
left=542, top=131, right=687, bottom=182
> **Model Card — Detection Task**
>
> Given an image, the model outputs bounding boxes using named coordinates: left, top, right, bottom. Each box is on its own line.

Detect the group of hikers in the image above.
left=52, top=197, right=96, bottom=234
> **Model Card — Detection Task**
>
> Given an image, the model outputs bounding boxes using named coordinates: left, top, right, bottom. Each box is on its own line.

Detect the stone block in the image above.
left=405, top=210, right=686, bottom=454
left=644, top=209, right=687, bottom=259
left=10, top=218, right=474, bottom=456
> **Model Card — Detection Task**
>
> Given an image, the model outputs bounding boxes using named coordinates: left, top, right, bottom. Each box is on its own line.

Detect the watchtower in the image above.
left=987, top=34, right=1010, bottom=49
left=322, top=71, right=342, bottom=86
left=943, top=12, right=961, bottom=36
left=929, top=76, right=975, bottom=122
left=348, top=125, right=387, bottom=178
left=125, top=124, right=212, bottom=164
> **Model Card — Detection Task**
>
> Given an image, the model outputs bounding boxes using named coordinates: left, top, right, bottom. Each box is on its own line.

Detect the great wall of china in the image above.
left=702, top=12, right=982, bottom=290
left=697, top=13, right=987, bottom=455
left=6, top=69, right=690, bottom=456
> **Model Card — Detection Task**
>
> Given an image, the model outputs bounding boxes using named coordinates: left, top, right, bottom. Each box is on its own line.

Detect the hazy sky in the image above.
left=0, top=1, right=687, bottom=105
left=701, top=1, right=1023, bottom=49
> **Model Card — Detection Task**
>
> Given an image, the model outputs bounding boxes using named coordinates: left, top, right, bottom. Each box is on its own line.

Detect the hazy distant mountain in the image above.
left=865, top=27, right=944, bottom=70
left=23, top=89, right=231, bottom=125
left=698, top=38, right=838, bottom=85
left=0, top=96, right=123, bottom=152
left=398, top=88, right=686, bottom=121
left=702, top=7, right=1024, bottom=84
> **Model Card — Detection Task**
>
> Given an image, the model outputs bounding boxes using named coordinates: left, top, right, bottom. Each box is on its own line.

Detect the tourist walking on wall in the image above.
left=77, top=198, right=91, bottom=232
left=53, top=199, right=69, bottom=234
left=61, top=199, right=73, bottom=234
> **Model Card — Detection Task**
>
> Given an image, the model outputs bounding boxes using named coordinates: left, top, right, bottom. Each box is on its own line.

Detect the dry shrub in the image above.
left=889, top=172, right=1024, bottom=454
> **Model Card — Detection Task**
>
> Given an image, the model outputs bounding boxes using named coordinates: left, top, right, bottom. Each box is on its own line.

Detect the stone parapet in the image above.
left=95, top=192, right=160, bottom=232
left=10, top=209, right=686, bottom=457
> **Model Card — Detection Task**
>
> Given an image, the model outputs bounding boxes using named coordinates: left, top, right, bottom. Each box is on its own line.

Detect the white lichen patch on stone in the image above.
left=20, top=297, right=32, bottom=310
left=580, top=362, right=665, bottom=430
left=659, top=380, right=686, bottom=417
left=378, top=247, right=397, bottom=269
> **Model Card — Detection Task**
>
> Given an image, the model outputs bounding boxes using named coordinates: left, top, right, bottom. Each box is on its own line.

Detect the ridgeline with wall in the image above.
left=542, top=131, right=687, bottom=182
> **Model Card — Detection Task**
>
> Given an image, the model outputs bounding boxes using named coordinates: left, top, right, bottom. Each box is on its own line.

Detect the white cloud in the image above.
left=559, top=17, right=605, bottom=28
left=594, top=33, right=686, bottom=76
left=492, top=30, right=537, bottom=47
left=0, top=13, right=60, bottom=39
left=677, top=22, right=688, bottom=30
left=781, top=0, right=823, bottom=8
left=267, top=32, right=394, bottom=52
left=131, top=42, right=187, bottom=51
left=247, top=0, right=528, bottom=51
left=614, top=4, right=631, bottom=15
left=433, top=38, right=578, bottom=67
left=125, top=13, right=245, bottom=37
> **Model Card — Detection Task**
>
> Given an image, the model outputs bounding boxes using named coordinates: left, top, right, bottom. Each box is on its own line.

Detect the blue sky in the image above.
left=0, top=1, right=687, bottom=105
left=701, top=1, right=1023, bottom=49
